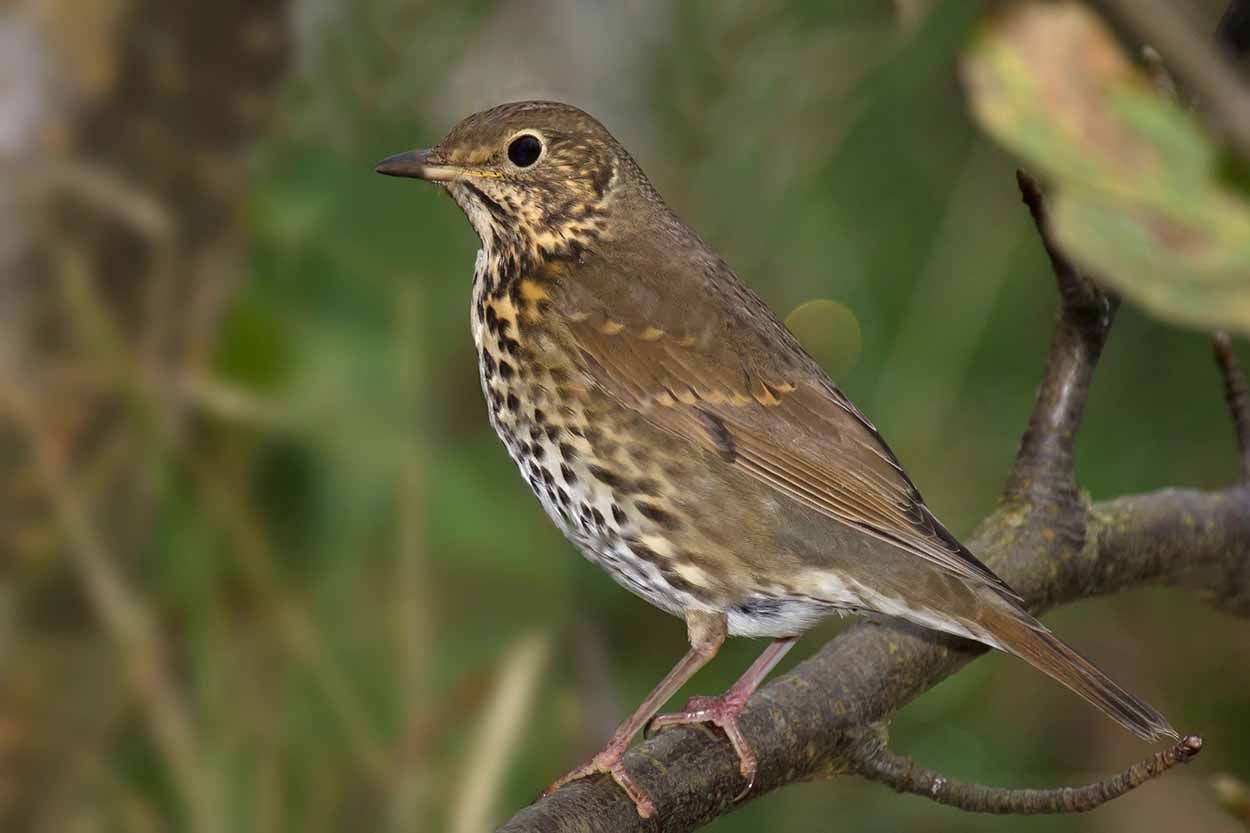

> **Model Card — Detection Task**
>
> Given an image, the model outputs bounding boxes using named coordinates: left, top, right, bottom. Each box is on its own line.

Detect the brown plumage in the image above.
left=377, top=101, right=1175, bottom=817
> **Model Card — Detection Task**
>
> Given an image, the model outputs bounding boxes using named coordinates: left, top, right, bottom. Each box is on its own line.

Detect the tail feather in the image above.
left=978, top=603, right=1177, bottom=742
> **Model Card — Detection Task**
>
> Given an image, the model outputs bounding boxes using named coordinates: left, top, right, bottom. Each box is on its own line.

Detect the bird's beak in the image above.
left=374, top=149, right=460, bottom=182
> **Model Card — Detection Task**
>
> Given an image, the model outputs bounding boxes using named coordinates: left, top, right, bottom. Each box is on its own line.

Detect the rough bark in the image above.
left=497, top=486, right=1248, bottom=833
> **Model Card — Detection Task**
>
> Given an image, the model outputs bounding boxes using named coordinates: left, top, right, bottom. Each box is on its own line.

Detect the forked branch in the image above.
left=496, top=178, right=1250, bottom=833
left=1005, top=170, right=1117, bottom=515
left=496, top=12, right=1250, bottom=829
left=498, top=478, right=1246, bottom=833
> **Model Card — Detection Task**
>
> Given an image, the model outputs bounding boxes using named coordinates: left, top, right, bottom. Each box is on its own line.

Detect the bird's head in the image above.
left=377, top=101, right=651, bottom=260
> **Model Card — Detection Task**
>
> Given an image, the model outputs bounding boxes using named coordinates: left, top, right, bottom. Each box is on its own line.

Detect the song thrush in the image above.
left=377, top=101, right=1176, bottom=818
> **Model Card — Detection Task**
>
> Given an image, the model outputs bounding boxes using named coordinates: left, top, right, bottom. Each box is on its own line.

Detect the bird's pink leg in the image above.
left=542, top=611, right=727, bottom=818
left=645, top=636, right=798, bottom=799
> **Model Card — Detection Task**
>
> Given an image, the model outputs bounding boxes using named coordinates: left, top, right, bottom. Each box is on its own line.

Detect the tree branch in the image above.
left=1214, top=332, right=1250, bottom=483
left=495, top=23, right=1250, bottom=827
left=1005, top=170, right=1117, bottom=518
left=497, top=483, right=1248, bottom=833
left=849, top=733, right=1203, bottom=815
left=495, top=177, right=1250, bottom=833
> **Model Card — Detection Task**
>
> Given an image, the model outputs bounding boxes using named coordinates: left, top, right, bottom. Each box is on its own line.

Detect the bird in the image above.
left=376, top=101, right=1176, bottom=818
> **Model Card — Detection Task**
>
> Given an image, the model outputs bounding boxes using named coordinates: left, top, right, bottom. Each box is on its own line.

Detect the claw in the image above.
left=645, top=693, right=758, bottom=801
left=541, top=744, right=656, bottom=818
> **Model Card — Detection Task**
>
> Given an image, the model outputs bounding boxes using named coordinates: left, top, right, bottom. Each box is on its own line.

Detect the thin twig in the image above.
left=1004, top=171, right=1117, bottom=517
left=1213, top=332, right=1250, bottom=482
left=1103, top=0, right=1250, bottom=161
left=850, top=733, right=1203, bottom=814
left=1014, top=171, right=1101, bottom=315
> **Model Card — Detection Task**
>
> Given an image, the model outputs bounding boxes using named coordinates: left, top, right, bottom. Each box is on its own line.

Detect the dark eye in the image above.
left=507, top=134, right=543, bottom=168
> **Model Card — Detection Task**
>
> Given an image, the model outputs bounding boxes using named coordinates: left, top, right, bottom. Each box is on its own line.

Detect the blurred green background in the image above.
left=2, top=1, right=1248, bottom=832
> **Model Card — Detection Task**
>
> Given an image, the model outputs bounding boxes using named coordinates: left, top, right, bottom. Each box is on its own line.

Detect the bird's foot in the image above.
left=645, top=692, right=758, bottom=800
left=541, top=737, right=655, bottom=818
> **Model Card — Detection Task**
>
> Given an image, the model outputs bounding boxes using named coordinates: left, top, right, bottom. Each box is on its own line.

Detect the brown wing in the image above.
left=542, top=253, right=1019, bottom=601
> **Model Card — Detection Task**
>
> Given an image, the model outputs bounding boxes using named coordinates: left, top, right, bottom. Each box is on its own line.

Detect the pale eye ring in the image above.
left=507, top=134, right=543, bottom=168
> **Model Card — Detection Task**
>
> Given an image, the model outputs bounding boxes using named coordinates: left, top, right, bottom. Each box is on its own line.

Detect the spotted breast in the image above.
left=469, top=248, right=722, bottom=619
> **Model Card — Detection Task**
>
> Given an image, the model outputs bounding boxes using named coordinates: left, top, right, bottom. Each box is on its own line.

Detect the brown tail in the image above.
left=978, top=602, right=1177, bottom=742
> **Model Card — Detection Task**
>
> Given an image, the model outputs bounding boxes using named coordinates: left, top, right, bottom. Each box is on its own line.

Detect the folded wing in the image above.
left=543, top=255, right=1020, bottom=601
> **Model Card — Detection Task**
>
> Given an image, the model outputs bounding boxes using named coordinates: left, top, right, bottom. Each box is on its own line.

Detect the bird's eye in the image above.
left=507, top=134, right=543, bottom=168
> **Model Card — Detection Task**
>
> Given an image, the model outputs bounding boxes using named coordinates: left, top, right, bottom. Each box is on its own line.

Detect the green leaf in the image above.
left=961, top=2, right=1250, bottom=337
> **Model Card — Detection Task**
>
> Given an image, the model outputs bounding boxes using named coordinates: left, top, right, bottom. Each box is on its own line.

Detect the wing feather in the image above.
left=545, top=260, right=1019, bottom=600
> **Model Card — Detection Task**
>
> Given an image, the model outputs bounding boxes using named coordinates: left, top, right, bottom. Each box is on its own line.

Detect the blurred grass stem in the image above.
left=2, top=384, right=221, bottom=833
left=448, top=632, right=551, bottom=833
